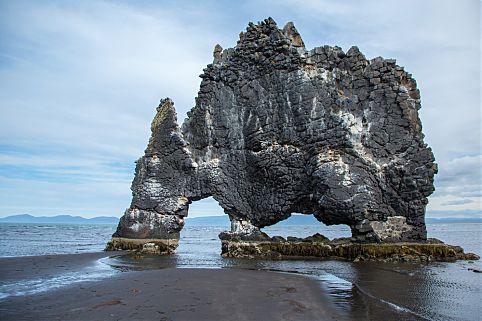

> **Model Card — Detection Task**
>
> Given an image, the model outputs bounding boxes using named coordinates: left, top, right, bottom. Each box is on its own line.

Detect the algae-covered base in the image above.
left=220, top=237, right=480, bottom=263
left=105, top=237, right=179, bottom=255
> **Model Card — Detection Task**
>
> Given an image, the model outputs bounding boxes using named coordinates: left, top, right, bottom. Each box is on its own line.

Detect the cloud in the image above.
left=433, top=155, right=481, bottom=196
left=0, top=0, right=226, bottom=217
left=0, top=1, right=220, bottom=154
left=0, top=0, right=480, bottom=218
left=426, top=209, right=481, bottom=219
left=0, top=176, right=131, bottom=216
left=428, top=155, right=481, bottom=212
left=441, top=199, right=474, bottom=206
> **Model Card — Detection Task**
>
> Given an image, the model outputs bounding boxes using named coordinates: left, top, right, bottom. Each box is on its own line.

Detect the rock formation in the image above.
left=107, top=18, right=439, bottom=255
left=220, top=233, right=480, bottom=262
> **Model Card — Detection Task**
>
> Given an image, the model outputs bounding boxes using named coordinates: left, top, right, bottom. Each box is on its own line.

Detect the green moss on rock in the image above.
left=221, top=239, right=480, bottom=263
left=105, top=237, right=178, bottom=255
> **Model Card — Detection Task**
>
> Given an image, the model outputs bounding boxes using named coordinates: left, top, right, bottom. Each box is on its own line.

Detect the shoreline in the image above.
left=0, top=252, right=344, bottom=321
left=0, top=251, right=123, bottom=283
left=1, top=251, right=480, bottom=320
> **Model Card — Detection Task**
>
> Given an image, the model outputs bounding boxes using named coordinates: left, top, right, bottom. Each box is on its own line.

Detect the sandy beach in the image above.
left=1, top=249, right=480, bottom=320
left=0, top=252, right=343, bottom=321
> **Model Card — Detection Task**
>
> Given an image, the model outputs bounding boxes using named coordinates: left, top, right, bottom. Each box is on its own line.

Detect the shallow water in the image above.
left=0, top=222, right=481, bottom=320
left=0, top=257, right=116, bottom=299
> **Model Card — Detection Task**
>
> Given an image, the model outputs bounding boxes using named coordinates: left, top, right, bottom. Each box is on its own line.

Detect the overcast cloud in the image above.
left=0, top=0, right=480, bottom=218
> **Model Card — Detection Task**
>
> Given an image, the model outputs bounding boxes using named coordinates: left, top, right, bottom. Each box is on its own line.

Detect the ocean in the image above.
left=0, top=221, right=480, bottom=258
left=0, top=221, right=481, bottom=320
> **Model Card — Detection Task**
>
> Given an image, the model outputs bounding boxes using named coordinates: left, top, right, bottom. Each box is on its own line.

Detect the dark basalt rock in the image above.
left=220, top=235, right=480, bottom=262
left=108, top=18, right=440, bottom=253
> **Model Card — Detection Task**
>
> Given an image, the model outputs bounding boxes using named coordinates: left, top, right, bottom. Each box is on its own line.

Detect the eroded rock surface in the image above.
left=220, top=235, right=480, bottom=263
left=108, top=18, right=438, bottom=253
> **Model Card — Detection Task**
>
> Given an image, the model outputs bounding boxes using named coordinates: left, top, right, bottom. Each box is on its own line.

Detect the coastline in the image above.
left=1, top=251, right=480, bottom=320
left=0, top=252, right=121, bottom=283
left=0, top=252, right=343, bottom=321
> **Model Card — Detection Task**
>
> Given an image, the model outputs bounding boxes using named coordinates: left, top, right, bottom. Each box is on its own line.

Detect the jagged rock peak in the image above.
left=213, top=44, right=223, bottom=63
left=203, top=18, right=308, bottom=77
left=145, top=98, right=180, bottom=156
left=282, top=21, right=305, bottom=48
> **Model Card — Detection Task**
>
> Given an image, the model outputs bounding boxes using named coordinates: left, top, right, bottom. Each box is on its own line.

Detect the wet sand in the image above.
left=2, top=251, right=480, bottom=320
left=0, top=252, right=119, bottom=282
left=0, top=253, right=343, bottom=321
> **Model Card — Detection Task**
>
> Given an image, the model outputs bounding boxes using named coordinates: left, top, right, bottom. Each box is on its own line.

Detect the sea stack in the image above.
left=105, top=18, right=474, bottom=262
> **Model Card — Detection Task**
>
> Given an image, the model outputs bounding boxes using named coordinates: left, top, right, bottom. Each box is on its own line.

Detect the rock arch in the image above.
left=107, top=18, right=436, bottom=254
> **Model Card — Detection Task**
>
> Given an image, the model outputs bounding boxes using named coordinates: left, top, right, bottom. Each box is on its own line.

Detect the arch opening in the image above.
left=177, top=197, right=230, bottom=265
left=261, top=213, right=351, bottom=241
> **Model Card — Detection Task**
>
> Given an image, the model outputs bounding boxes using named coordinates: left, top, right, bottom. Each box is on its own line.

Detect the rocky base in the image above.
left=220, top=234, right=480, bottom=263
left=105, top=237, right=179, bottom=255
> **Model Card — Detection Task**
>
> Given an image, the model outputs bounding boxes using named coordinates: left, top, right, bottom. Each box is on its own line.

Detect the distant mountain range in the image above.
left=0, top=214, right=480, bottom=225
left=0, top=214, right=119, bottom=224
left=185, top=215, right=482, bottom=225
left=184, top=214, right=320, bottom=226
left=185, top=215, right=230, bottom=226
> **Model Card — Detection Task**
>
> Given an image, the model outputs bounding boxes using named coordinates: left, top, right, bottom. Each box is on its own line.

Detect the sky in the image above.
left=0, top=0, right=480, bottom=219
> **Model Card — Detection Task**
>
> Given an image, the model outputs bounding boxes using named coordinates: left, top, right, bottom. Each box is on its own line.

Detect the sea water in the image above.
left=0, top=223, right=116, bottom=257
left=0, top=222, right=481, bottom=320
left=1, top=222, right=479, bottom=259
left=1, top=222, right=480, bottom=258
